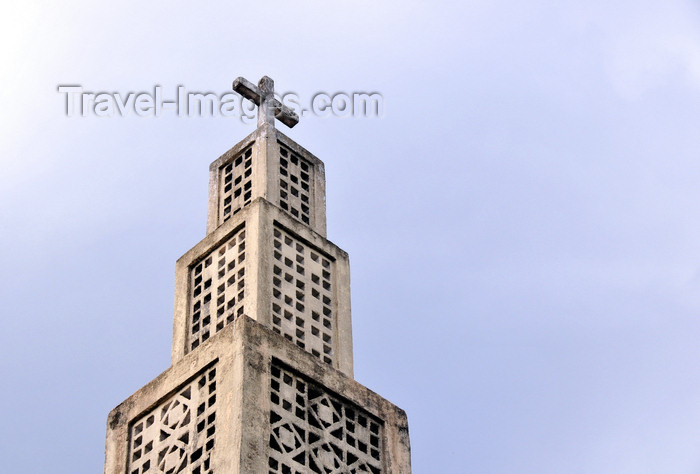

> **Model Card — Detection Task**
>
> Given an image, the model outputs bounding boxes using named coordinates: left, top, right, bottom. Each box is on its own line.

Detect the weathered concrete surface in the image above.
left=105, top=316, right=411, bottom=473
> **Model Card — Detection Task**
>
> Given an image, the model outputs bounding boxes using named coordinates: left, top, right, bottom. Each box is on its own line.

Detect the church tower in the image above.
left=104, top=76, right=412, bottom=473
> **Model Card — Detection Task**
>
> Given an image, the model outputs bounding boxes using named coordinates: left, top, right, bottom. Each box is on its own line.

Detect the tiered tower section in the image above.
left=171, top=123, right=353, bottom=376
left=104, top=76, right=411, bottom=474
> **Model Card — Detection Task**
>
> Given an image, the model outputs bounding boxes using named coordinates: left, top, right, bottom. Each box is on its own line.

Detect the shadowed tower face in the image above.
left=104, top=76, right=412, bottom=474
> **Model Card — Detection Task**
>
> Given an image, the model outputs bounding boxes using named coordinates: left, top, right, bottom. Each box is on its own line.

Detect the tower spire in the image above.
left=104, top=75, right=412, bottom=474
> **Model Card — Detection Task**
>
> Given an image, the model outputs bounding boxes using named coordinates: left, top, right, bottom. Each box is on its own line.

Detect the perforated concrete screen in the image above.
left=278, top=142, right=312, bottom=226
left=272, top=225, right=335, bottom=366
left=127, top=363, right=218, bottom=474
left=219, top=145, right=253, bottom=225
left=189, top=225, right=246, bottom=351
left=269, top=361, right=383, bottom=474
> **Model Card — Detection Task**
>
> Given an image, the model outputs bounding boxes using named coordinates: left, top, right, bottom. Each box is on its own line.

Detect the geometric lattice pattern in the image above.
left=128, top=364, right=218, bottom=474
left=190, top=226, right=246, bottom=351
left=269, top=362, right=383, bottom=474
left=220, top=145, right=253, bottom=225
left=278, top=143, right=311, bottom=226
left=271, top=226, right=334, bottom=366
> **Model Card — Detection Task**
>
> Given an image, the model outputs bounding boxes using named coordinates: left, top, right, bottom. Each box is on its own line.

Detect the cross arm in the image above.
left=232, top=77, right=261, bottom=105
left=269, top=99, right=299, bottom=128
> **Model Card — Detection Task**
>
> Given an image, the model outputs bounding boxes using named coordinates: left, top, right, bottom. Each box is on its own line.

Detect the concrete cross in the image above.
left=232, top=76, right=299, bottom=129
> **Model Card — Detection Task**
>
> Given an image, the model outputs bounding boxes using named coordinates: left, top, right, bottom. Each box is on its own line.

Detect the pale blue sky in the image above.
left=2, top=1, right=700, bottom=472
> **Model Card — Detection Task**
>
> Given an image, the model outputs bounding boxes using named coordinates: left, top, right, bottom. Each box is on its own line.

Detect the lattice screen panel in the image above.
left=219, top=146, right=253, bottom=225
left=268, top=362, right=383, bottom=474
left=128, top=364, right=218, bottom=474
left=271, top=226, right=334, bottom=365
left=278, top=144, right=312, bottom=226
left=190, top=226, right=246, bottom=351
